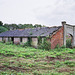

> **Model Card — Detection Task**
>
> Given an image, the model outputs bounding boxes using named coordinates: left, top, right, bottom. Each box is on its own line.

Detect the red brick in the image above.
left=50, top=27, right=63, bottom=49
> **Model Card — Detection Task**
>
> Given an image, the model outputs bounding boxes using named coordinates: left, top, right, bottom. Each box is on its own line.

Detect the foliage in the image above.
left=0, top=26, right=8, bottom=33
left=5, top=41, right=13, bottom=45
left=20, top=37, right=32, bottom=47
left=20, top=42, right=30, bottom=47
left=66, top=39, right=71, bottom=48
left=0, top=21, right=3, bottom=26
left=64, top=60, right=75, bottom=67
left=28, top=37, right=32, bottom=46
left=55, top=44, right=60, bottom=49
left=0, top=42, right=75, bottom=74
left=60, top=45, right=66, bottom=48
left=38, top=38, right=51, bottom=50
left=29, top=32, right=33, bottom=35
left=38, top=36, right=42, bottom=45
left=68, top=49, right=74, bottom=54
left=34, top=24, right=42, bottom=28
left=0, top=21, right=47, bottom=31
left=55, top=61, right=63, bottom=68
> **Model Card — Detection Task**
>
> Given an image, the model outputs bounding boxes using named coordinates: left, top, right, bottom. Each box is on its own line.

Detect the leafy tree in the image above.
left=3, top=24, right=10, bottom=30
left=4, top=24, right=19, bottom=30
left=0, top=21, right=3, bottom=26
left=9, top=24, right=18, bottom=30
left=0, top=26, right=8, bottom=33
left=18, top=24, right=34, bottom=29
left=18, top=24, right=23, bottom=29
left=34, top=24, right=42, bottom=28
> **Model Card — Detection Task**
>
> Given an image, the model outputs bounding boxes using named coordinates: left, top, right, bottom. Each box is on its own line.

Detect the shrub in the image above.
left=38, top=38, right=51, bottom=50
left=68, top=50, right=74, bottom=54
left=61, top=45, right=66, bottom=48
left=66, top=39, right=71, bottom=48
left=20, top=42, right=30, bottom=47
left=0, top=41, right=4, bottom=43
left=5, top=41, right=13, bottom=45
left=64, top=60, right=75, bottom=67
left=55, top=44, right=60, bottom=49
left=20, top=37, right=32, bottom=47
left=55, top=61, right=62, bottom=68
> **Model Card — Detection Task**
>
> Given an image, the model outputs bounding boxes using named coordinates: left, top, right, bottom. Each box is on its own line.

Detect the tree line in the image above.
left=0, top=21, right=46, bottom=33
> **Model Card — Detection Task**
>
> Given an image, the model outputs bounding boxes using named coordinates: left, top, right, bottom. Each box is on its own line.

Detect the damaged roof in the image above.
left=0, top=26, right=61, bottom=37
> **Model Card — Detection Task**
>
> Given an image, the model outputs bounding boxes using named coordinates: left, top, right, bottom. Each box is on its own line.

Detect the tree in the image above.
left=18, top=24, right=34, bottom=29
left=9, top=24, right=18, bottom=30
left=4, top=24, right=9, bottom=30
left=18, top=24, right=23, bottom=29
left=0, top=26, right=8, bottom=33
left=34, top=24, right=42, bottom=28
left=0, top=21, right=3, bottom=26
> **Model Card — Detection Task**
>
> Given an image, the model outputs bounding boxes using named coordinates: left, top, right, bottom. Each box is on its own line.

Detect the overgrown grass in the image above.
left=0, top=42, right=75, bottom=75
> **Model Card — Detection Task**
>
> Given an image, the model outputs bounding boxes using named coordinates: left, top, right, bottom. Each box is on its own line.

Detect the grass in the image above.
left=0, top=42, right=75, bottom=75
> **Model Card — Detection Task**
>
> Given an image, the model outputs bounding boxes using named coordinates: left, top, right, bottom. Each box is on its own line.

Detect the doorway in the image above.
left=11, top=37, right=14, bottom=43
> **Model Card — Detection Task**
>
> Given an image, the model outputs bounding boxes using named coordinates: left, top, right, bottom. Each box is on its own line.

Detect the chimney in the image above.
left=61, top=21, right=66, bottom=26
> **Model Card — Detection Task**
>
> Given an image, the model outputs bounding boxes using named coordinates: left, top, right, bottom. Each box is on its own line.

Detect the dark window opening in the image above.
left=8, top=37, right=10, bottom=42
left=20, top=37, right=22, bottom=42
left=28, top=37, right=32, bottom=46
left=38, top=37, right=42, bottom=45
left=11, top=37, right=14, bottom=43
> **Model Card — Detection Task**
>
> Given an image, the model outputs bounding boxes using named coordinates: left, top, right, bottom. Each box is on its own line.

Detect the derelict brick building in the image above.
left=0, top=26, right=63, bottom=49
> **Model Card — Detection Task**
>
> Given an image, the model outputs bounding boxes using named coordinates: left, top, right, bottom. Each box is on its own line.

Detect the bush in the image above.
left=60, top=45, right=66, bottom=48
left=20, top=42, right=30, bottom=47
left=66, top=39, right=71, bottom=48
left=5, top=41, right=13, bottom=45
left=64, top=60, right=75, bottom=67
left=38, top=38, right=51, bottom=50
left=55, top=44, right=60, bottom=49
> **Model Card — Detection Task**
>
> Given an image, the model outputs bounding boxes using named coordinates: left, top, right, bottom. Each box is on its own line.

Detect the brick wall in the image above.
left=51, top=27, right=63, bottom=49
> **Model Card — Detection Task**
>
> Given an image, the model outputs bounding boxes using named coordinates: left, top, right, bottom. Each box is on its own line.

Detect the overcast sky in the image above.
left=0, top=0, right=75, bottom=26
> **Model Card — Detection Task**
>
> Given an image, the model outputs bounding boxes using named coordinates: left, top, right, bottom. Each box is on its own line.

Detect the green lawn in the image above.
left=0, top=42, right=75, bottom=75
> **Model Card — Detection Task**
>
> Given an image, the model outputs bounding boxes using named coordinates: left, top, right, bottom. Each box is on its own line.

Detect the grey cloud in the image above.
left=0, top=0, right=75, bottom=26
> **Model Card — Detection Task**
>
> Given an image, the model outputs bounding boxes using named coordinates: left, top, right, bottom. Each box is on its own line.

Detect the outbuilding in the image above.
left=0, top=25, right=64, bottom=49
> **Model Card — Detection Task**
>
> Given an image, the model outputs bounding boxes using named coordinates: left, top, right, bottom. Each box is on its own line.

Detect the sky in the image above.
left=0, top=0, right=75, bottom=26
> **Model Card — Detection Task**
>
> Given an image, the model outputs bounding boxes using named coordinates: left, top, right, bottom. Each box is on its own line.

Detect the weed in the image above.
left=0, top=42, right=75, bottom=74
left=3, top=62, right=10, bottom=67
left=68, top=50, right=74, bottom=54
left=43, top=62, right=47, bottom=65
left=55, top=61, right=63, bottom=68
left=64, top=60, right=75, bottom=67
left=27, top=63, right=35, bottom=68
left=38, top=38, right=51, bottom=50
left=66, top=39, right=71, bottom=48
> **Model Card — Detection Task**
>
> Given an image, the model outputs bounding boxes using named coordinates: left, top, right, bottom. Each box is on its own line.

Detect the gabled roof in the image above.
left=0, top=26, right=62, bottom=37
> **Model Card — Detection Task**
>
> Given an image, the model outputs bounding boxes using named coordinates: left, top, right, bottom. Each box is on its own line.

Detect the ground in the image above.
left=0, top=42, right=75, bottom=75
